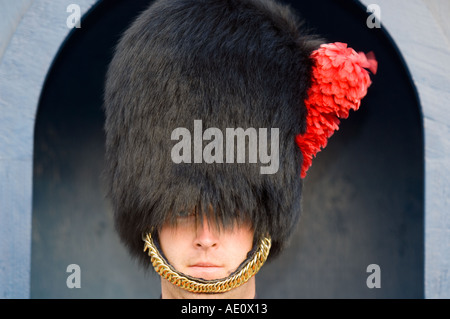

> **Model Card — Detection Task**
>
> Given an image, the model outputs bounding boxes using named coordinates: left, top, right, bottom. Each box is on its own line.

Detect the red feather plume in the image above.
left=296, top=42, right=377, bottom=178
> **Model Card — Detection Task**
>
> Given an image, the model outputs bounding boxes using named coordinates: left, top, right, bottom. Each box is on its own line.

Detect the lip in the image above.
left=188, top=263, right=224, bottom=278
left=190, top=263, right=221, bottom=268
left=189, top=262, right=223, bottom=279
left=189, top=262, right=222, bottom=271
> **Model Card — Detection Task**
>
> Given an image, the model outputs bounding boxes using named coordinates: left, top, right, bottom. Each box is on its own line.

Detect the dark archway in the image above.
left=31, top=0, right=424, bottom=298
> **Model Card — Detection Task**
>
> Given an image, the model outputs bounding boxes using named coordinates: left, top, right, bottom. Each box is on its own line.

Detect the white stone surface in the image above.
left=0, top=0, right=97, bottom=298
left=0, top=0, right=33, bottom=64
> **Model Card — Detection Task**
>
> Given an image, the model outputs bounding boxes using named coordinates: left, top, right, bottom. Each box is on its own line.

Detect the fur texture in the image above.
left=103, top=0, right=320, bottom=266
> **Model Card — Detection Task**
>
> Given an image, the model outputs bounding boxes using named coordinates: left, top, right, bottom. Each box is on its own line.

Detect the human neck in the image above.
left=161, top=277, right=256, bottom=299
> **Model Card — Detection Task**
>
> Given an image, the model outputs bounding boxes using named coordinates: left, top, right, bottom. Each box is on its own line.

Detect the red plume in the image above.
left=296, top=42, right=377, bottom=178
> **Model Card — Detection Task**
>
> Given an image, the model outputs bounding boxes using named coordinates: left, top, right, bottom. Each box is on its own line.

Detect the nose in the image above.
left=194, top=219, right=219, bottom=249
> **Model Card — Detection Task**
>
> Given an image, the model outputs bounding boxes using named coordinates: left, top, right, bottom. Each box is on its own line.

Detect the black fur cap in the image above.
left=104, top=0, right=320, bottom=267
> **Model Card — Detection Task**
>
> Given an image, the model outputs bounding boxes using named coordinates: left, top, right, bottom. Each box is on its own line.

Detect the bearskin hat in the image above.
left=104, top=0, right=321, bottom=267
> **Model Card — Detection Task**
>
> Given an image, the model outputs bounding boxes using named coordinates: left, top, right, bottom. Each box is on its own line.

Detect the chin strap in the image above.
left=143, top=233, right=271, bottom=294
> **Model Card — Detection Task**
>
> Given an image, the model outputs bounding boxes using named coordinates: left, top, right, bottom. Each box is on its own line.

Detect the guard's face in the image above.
left=158, top=215, right=254, bottom=281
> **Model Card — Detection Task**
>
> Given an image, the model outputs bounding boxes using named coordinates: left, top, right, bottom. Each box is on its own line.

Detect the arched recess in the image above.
left=29, top=0, right=424, bottom=298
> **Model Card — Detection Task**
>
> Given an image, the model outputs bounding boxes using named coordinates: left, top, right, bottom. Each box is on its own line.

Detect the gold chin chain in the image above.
left=142, top=233, right=271, bottom=294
